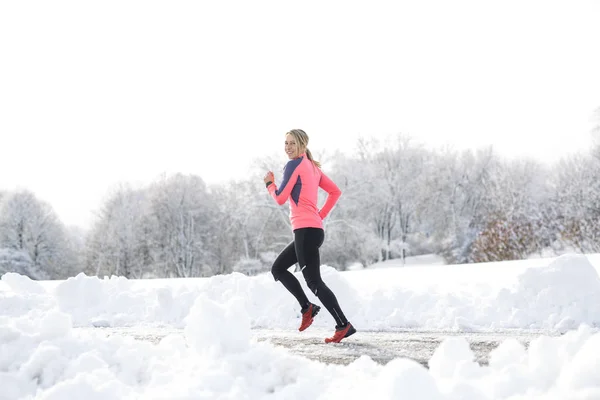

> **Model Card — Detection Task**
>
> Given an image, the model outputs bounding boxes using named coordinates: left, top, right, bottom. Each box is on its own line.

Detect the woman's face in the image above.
left=285, top=134, right=302, bottom=159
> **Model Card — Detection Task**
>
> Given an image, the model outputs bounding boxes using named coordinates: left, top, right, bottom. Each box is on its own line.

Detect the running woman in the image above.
left=263, top=129, right=356, bottom=343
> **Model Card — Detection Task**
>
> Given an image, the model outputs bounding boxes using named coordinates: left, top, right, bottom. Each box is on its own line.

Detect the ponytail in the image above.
left=305, top=148, right=321, bottom=168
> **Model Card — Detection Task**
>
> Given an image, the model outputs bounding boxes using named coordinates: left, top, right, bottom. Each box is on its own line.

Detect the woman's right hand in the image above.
left=264, top=171, right=274, bottom=185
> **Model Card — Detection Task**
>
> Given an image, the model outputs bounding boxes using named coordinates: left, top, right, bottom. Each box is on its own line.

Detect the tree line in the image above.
left=2, top=111, right=599, bottom=280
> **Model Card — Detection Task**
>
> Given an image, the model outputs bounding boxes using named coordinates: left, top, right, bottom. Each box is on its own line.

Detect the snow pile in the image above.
left=496, top=253, right=600, bottom=330
left=3, top=254, right=600, bottom=333
left=431, top=325, right=600, bottom=399
left=0, top=273, right=55, bottom=322
left=1, top=269, right=359, bottom=330
left=353, top=253, right=600, bottom=331
left=184, top=294, right=251, bottom=356
left=60, top=271, right=309, bottom=328
left=2, top=290, right=600, bottom=398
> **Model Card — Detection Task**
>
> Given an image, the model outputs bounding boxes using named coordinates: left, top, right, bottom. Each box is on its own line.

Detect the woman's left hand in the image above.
left=264, top=171, right=274, bottom=184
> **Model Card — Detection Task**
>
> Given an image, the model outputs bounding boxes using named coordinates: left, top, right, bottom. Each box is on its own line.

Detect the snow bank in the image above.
left=2, top=254, right=600, bottom=333
left=2, top=286, right=600, bottom=399
left=496, top=253, right=600, bottom=331
left=354, top=253, right=600, bottom=331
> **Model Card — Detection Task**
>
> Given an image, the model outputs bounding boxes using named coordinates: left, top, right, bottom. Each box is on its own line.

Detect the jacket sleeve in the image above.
left=318, top=172, right=342, bottom=219
left=267, top=159, right=301, bottom=205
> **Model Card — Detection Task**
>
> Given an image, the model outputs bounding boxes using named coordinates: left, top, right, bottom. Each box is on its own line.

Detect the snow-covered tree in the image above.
left=86, top=184, right=150, bottom=278
left=317, top=135, right=433, bottom=266
left=470, top=156, right=552, bottom=262
left=356, top=135, right=428, bottom=262
left=551, top=153, right=600, bottom=253
left=400, top=145, right=495, bottom=264
left=147, top=173, right=217, bottom=277
left=592, top=106, right=600, bottom=159
left=0, top=248, right=34, bottom=277
left=546, top=110, right=600, bottom=254
left=0, top=190, right=76, bottom=279
left=65, top=225, right=88, bottom=276
left=209, top=178, right=275, bottom=275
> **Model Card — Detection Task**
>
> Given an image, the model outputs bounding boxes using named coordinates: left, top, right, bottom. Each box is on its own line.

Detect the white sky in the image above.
left=1, top=0, right=599, bottom=229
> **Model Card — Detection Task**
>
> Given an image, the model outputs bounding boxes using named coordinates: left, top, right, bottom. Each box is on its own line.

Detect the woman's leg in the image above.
left=271, top=239, right=310, bottom=308
left=295, top=228, right=349, bottom=327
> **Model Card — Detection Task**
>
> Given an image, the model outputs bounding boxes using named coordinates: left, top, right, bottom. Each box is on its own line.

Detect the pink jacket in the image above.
left=267, top=154, right=341, bottom=230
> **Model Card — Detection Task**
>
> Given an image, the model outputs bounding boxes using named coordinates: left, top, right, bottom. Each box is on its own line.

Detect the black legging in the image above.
left=271, top=227, right=348, bottom=327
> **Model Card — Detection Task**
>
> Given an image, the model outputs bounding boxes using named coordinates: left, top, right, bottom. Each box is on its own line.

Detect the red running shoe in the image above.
left=299, top=303, right=321, bottom=331
left=325, top=323, right=356, bottom=343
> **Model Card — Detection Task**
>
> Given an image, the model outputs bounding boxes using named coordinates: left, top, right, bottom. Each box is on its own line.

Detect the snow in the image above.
left=1, top=253, right=600, bottom=399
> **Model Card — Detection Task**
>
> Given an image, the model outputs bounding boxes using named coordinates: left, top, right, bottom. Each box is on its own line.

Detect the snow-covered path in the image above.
left=75, top=326, right=563, bottom=367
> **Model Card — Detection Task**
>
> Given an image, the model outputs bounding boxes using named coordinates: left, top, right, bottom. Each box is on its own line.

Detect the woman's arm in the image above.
left=267, top=158, right=302, bottom=205
left=318, top=172, right=342, bottom=219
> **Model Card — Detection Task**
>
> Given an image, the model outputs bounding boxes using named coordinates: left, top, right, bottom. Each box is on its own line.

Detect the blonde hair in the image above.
left=286, top=129, right=321, bottom=168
